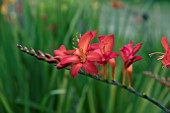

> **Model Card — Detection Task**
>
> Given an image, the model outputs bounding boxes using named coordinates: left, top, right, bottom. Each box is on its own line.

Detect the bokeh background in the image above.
left=0, top=0, right=170, bottom=113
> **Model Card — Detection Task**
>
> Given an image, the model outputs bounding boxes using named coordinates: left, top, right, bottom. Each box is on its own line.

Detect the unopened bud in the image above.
left=37, top=56, right=45, bottom=60
left=38, top=50, right=44, bottom=56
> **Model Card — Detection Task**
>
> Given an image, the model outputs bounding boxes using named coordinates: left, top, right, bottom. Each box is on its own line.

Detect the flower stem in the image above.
left=103, top=63, right=107, bottom=80
left=122, top=66, right=126, bottom=86
left=127, top=65, right=133, bottom=88
left=81, top=73, right=170, bottom=113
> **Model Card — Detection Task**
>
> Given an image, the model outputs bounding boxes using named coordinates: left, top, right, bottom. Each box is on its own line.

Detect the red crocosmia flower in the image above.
left=59, top=30, right=101, bottom=78
left=120, top=41, right=142, bottom=87
left=16, top=3, right=23, bottom=13
left=150, top=36, right=170, bottom=68
left=112, top=1, right=119, bottom=9
left=41, top=14, right=47, bottom=21
left=54, top=45, right=75, bottom=68
left=91, top=34, right=119, bottom=80
left=168, top=77, right=170, bottom=81
left=162, top=51, right=170, bottom=68
left=112, top=0, right=125, bottom=9
left=49, top=24, right=56, bottom=31
left=161, top=37, right=170, bottom=68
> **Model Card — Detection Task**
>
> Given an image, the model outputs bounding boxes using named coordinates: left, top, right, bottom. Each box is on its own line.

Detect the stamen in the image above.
left=149, top=52, right=165, bottom=57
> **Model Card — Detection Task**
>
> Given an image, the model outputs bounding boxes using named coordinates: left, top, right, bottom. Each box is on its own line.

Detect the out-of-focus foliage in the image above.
left=0, top=0, right=170, bottom=113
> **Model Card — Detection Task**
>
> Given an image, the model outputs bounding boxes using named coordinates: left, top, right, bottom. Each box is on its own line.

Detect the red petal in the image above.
left=98, top=35, right=105, bottom=42
left=64, top=50, right=75, bottom=54
left=53, top=50, right=65, bottom=56
left=131, top=56, right=142, bottom=62
left=161, top=36, right=169, bottom=51
left=74, top=48, right=83, bottom=56
left=125, top=41, right=133, bottom=52
left=132, top=43, right=142, bottom=55
left=103, top=34, right=114, bottom=53
left=57, top=62, right=68, bottom=69
left=78, top=32, right=93, bottom=53
left=60, top=56, right=80, bottom=65
left=92, top=30, right=98, bottom=39
left=83, top=61, right=98, bottom=74
left=71, top=63, right=82, bottom=78
left=59, top=45, right=66, bottom=51
left=162, top=60, right=170, bottom=68
left=88, top=43, right=100, bottom=50
left=86, top=51, right=102, bottom=61
left=110, top=52, right=119, bottom=58
left=120, top=48, right=128, bottom=62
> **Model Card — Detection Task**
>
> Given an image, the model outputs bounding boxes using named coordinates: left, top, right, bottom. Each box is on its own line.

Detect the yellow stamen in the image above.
left=80, top=53, right=86, bottom=63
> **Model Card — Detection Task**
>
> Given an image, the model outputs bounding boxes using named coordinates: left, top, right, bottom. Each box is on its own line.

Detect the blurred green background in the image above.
left=0, top=0, right=170, bottom=113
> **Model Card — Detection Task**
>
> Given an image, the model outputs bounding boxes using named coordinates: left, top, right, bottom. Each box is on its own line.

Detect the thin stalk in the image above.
left=103, top=63, right=107, bottom=80
left=79, top=73, right=170, bottom=113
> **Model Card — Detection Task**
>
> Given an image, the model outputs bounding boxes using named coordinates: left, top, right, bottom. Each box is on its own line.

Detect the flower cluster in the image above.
left=53, top=30, right=142, bottom=87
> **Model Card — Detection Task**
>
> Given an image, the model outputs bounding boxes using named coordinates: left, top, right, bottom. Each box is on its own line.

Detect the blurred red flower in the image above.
left=149, top=36, right=170, bottom=68
left=112, top=0, right=125, bottom=9
left=161, top=37, right=170, bottom=68
left=120, top=41, right=142, bottom=87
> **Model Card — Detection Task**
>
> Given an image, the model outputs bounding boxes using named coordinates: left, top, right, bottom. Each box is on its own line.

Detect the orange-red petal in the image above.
left=161, top=36, right=169, bottom=51
left=64, top=50, right=75, bottom=54
left=98, top=35, right=105, bottom=42
left=83, top=61, right=98, bottom=74
left=92, top=30, right=98, bottom=39
left=54, top=50, right=65, bottom=56
left=125, top=41, right=133, bottom=52
left=78, top=32, right=93, bottom=53
left=57, top=62, right=68, bottom=69
left=120, top=48, right=128, bottom=62
left=98, top=34, right=114, bottom=53
left=59, top=45, right=66, bottom=51
left=110, top=52, right=119, bottom=58
left=60, top=56, right=80, bottom=65
left=132, top=43, right=142, bottom=55
left=86, top=51, right=102, bottom=61
left=74, top=48, right=83, bottom=56
left=131, top=56, right=142, bottom=62
left=71, top=63, right=82, bottom=78
left=88, top=43, right=100, bottom=51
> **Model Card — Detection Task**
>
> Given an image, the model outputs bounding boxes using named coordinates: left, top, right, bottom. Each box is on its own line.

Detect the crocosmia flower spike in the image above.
left=120, top=41, right=142, bottom=87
